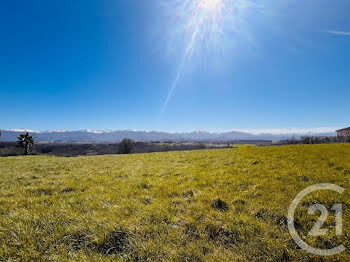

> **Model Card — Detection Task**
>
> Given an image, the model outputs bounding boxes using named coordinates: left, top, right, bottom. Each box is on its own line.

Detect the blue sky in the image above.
left=1, top=0, right=349, bottom=132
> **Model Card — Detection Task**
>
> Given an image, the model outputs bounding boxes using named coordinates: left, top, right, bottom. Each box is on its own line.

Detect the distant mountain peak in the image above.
left=0, top=128, right=337, bottom=143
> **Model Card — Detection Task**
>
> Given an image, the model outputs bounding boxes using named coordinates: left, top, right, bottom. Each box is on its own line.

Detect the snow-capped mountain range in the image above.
left=0, top=128, right=337, bottom=142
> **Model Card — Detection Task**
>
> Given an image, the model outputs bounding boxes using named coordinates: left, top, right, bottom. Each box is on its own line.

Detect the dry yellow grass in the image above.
left=1, top=144, right=350, bottom=261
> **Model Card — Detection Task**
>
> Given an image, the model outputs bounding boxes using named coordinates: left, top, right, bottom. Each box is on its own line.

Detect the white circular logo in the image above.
left=287, top=183, right=345, bottom=256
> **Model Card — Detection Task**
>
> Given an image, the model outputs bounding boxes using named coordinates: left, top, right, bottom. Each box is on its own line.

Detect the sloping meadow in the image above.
left=1, top=144, right=350, bottom=261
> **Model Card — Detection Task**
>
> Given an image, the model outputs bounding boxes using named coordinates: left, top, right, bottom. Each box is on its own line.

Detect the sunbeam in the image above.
left=160, top=0, right=261, bottom=114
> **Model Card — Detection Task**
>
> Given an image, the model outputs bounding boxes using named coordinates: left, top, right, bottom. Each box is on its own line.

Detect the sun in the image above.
left=198, top=0, right=222, bottom=11
left=161, top=0, right=260, bottom=113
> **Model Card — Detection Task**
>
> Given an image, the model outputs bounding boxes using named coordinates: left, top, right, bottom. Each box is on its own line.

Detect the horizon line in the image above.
left=1, top=127, right=340, bottom=135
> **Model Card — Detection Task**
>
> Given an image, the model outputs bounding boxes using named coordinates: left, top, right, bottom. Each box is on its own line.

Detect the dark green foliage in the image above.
left=17, top=132, right=35, bottom=155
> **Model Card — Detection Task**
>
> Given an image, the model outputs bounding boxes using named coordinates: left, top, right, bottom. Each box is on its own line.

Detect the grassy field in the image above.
left=1, top=144, right=350, bottom=261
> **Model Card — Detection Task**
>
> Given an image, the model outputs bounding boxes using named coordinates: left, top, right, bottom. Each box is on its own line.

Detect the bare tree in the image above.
left=119, top=138, right=135, bottom=154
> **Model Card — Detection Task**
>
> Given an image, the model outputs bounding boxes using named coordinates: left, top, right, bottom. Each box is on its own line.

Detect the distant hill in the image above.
left=0, top=129, right=336, bottom=143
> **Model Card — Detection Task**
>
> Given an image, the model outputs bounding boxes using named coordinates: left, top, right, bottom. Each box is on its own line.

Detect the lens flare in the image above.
left=160, top=0, right=262, bottom=114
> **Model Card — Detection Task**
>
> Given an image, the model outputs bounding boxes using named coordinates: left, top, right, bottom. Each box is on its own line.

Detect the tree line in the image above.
left=0, top=131, right=136, bottom=155
left=282, top=136, right=350, bottom=145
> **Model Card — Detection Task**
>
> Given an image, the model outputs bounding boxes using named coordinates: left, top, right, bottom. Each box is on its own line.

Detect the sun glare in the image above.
left=161, top=0, right=261, bottom=114
left=198, top=0, right=222, bottom=11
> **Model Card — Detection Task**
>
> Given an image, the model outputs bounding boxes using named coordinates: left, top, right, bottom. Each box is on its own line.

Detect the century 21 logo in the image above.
left=287, top=184, right=345, bottom=256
